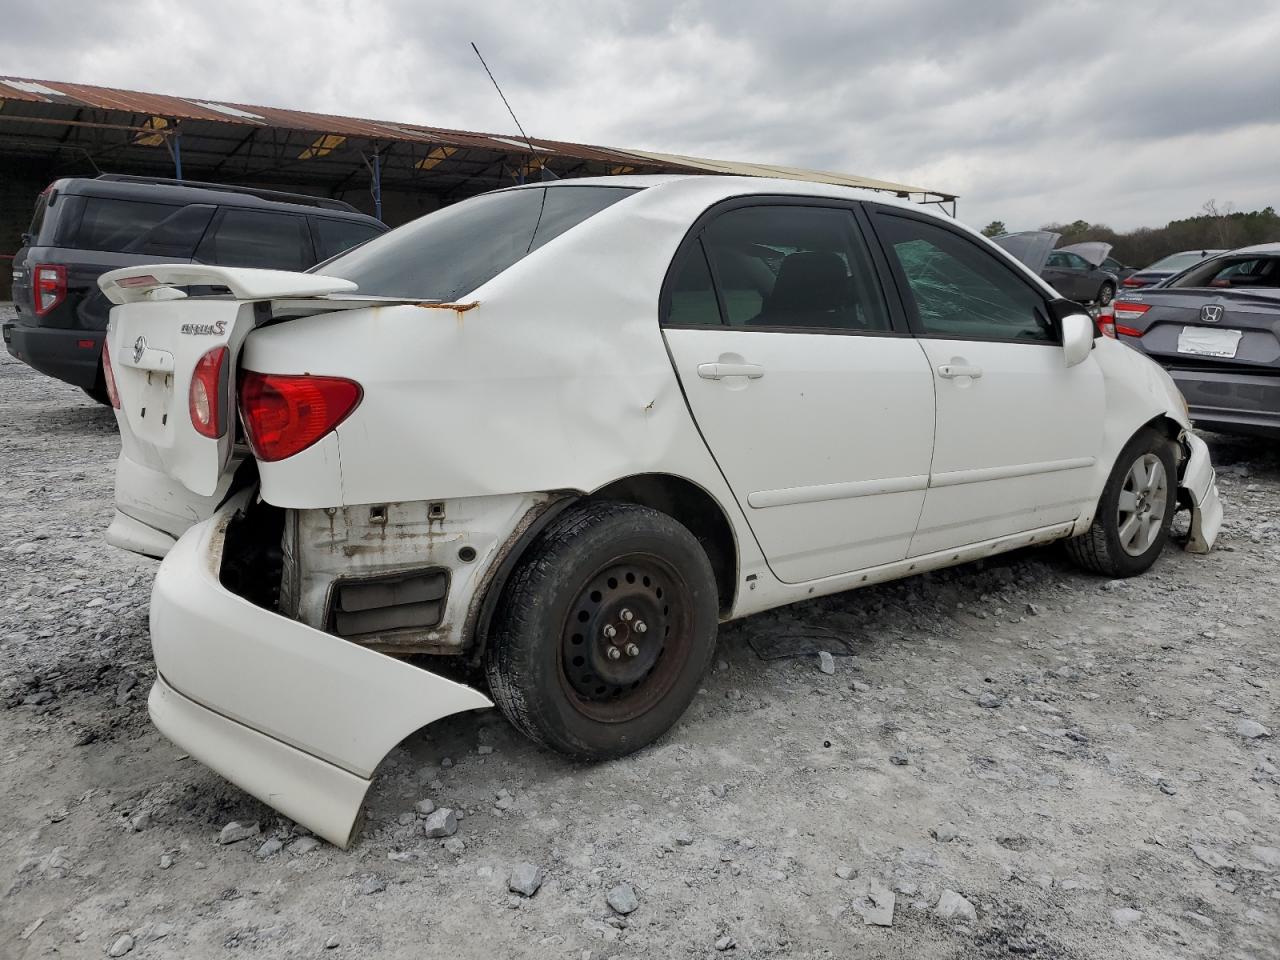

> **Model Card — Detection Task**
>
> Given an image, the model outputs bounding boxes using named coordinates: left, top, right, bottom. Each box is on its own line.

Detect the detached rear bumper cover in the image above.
left=1180, top=432, right=1222, bottom=554
left=147, top=496, right=492, bottom=847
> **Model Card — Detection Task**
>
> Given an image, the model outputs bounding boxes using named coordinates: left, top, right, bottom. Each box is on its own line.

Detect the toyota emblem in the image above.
left=133, top=335, right=147, bottom=363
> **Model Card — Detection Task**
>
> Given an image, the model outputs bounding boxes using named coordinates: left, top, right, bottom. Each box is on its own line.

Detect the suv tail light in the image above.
left=101, top=339, right=122, bottom=410
left=238, top=371, right=362, bottom=462
left=33, top=264, right=67, bottom=316
left=189, top=347, right=229, bottom=438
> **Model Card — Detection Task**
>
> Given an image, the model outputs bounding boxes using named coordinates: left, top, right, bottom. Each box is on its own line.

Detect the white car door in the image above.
left=867, top=208, right=1105, bottom=557
left=661, top=202, right=936, bottom=583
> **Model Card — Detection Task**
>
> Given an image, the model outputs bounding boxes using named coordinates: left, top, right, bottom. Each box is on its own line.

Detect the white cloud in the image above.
left=1, top=0, right=1277, bottom=230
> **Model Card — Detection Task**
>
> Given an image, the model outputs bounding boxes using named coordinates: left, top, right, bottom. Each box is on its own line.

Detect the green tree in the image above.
left=980, top=220, right=1006, bottom=238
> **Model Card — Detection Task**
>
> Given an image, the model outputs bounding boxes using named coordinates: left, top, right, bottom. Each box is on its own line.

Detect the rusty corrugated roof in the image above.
left=0, top=75, right=954, bottom=200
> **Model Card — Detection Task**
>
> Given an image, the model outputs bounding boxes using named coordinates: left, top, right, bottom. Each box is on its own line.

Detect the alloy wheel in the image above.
left=1117, top=453, right=1168, bottom=557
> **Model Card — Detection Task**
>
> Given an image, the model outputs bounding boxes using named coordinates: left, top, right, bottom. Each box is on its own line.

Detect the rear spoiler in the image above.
left=99, top=264, right=358, bottom=305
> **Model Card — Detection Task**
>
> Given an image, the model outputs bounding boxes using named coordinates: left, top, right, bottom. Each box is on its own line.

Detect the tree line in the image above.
left=980, top=202, right=1280, bottom=268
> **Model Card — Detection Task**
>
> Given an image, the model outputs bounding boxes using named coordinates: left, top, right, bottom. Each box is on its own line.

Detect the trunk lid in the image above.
left=1059, top=241, right=1113, bottom=268
left=99, top=265, right=378, bottom=552
left=990, top=231, right=1060, bottom=274
left=1114, top=287, right=1280, bottom=370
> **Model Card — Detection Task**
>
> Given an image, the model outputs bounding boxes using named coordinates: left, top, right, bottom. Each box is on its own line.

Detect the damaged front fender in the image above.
left=147, top=494, right=492, bottom=847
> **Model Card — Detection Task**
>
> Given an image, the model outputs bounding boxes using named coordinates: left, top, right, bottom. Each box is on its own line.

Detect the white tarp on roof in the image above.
left=613, top=148, right=951, bottom=199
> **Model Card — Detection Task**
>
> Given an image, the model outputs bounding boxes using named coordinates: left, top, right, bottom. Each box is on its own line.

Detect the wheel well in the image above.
left=589, top=474, right=738, bottom=615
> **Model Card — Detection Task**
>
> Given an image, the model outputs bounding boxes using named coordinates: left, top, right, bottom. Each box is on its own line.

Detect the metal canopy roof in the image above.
left=0, top=75, right=956, bottom=206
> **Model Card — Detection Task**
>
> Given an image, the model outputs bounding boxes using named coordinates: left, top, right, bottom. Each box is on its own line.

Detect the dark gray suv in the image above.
left=4, top=175, right=385, bottom=403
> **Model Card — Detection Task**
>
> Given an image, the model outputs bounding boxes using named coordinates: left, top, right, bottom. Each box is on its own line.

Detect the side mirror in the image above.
left=1061, top=312, right=1093, bottom=367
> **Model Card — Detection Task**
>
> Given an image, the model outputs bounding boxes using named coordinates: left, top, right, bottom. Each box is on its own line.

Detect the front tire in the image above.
left=484, top=501, right=719, bottom=760
left=1097, top=281, right=1116, bottom=306
left=1066, top=428, right=1177, bottom=577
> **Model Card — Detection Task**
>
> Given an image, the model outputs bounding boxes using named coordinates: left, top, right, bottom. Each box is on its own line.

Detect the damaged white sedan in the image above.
left=100, top=175, right=1222, bottom=847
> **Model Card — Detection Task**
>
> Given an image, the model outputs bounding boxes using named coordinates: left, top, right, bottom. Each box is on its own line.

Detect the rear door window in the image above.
left=662, top=240, right=722, bottom=326
left=123, top=204, right=215, bottom=259
left=196, top=208, right=314, bottom=270
left=696, top=205, right=892, bottom=332
left=313, top=218, right=385, bottom=261
left=319, top=185, right=637, bottom=300
left=75, top=198, right=182, bottom=253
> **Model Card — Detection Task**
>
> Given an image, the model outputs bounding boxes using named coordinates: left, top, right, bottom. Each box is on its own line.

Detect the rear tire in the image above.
left=1097, top=281, right=1116, bottom=306
left=83, top=361, right=111, bottom=406
left=1066, top=428, right=1177, bottom=577
left=484, top=500, right=719, bottom=760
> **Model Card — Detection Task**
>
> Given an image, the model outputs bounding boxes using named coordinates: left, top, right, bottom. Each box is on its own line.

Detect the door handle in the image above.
left=937, top=363, right=983, bottom=379
left=698, top=362, right=764, bottom=380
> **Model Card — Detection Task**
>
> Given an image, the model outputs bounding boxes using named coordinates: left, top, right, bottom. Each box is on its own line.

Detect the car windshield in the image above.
left=1146, top=251, right=1214, bottom=272
left=317, top=185, right=639, bottom=301
left=1170, top=254, right=1280, bottom=289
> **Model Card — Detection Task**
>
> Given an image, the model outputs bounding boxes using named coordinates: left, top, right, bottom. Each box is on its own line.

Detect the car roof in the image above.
left=1223, top=242, right=1280, bottom=256
left=46, top=175, right=382, bottom=225
left=509, top=173, right=957, bottom=223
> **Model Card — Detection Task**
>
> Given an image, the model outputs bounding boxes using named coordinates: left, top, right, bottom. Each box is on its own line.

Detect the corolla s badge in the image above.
left=1200, top=305, right=1223, bottom=323
left=133, top=335, right=147, bottom=363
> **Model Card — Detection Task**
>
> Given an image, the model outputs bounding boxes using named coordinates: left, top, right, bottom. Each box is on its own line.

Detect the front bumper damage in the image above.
left=146, top=492, right=492, bottom=847
left=1180, top=432, right=1222, bottom=554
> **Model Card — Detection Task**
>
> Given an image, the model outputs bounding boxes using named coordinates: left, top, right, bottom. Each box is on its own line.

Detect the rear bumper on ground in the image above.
left=2, top=322, right=102, bottom=389
left=147, top=493, right=492, bottom=847
left=1180, top=432, right=1222, bottom=554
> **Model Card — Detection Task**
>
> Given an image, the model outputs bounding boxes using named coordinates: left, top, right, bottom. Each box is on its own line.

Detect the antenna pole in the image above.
left=470, top=42, right=538, bottom=159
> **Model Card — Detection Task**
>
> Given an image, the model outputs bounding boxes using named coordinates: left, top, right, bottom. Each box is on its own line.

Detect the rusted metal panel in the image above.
left=0, top=75, right=954, bottom=200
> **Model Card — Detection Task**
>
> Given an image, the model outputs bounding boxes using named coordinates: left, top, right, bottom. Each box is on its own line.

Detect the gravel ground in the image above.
left=2, top=326, right=1278, bottom=959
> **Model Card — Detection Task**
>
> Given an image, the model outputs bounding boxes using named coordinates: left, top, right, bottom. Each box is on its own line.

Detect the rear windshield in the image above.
left=1170, top=254, right=1280, bottom=289
left=1146, top=251, right=1215, bottom=273
left=317, top=185, right=638, bottom=300
left=27, top=191, right=50, bottom=242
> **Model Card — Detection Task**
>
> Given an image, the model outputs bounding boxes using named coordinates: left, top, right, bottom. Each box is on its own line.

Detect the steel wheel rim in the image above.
left=1117, top=453, right=1168, bottom=557
left=557, top=553, right=693, bottom=723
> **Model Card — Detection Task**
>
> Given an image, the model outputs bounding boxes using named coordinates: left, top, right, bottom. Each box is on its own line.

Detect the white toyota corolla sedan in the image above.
left=98, top=175, right=1222, bottom=847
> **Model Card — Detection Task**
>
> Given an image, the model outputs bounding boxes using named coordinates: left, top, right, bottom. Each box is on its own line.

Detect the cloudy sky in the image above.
left=3, top=0, right=1278, bottom=231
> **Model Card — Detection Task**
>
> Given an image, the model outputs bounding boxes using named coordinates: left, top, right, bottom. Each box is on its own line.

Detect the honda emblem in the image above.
left=1200, top=304, right=1223, bottom=323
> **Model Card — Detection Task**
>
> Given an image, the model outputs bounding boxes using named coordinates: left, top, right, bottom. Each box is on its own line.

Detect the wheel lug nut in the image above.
left=607, top=646, right=622, bottom=660
left=624, top=643, right=640, bottom=658
left=620, top=608, right=634, bottom=622
left=602, top=624, right=617, bottom=639
left=634, top=621, right=647, bottom=634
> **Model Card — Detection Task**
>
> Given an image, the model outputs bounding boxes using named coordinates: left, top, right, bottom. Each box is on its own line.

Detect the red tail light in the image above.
left=33, top=263, right=67, bottom=316
left=1095, top=306, right=1116, bottom=339
left=101, top=339, right=122, bottom=410
left=1112, top=302, right=1150, bottom=339
left=238, top=372, right=362, bottom=462
left=189, top=347, right=229, bottom=438
left=1121, top=277, right=1146, bottom=288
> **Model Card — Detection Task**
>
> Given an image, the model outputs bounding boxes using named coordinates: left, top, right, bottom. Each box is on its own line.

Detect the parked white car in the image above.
left=99, top=175, right=1222, bottom=847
